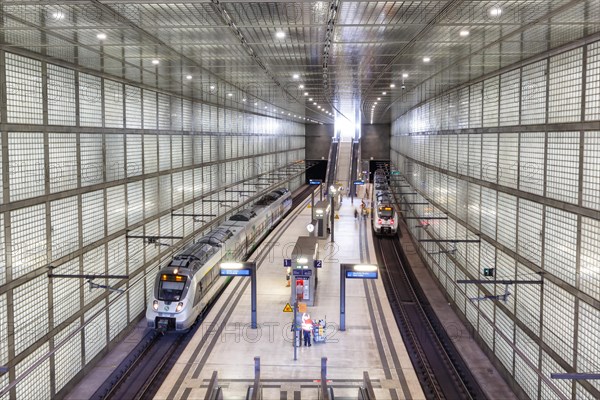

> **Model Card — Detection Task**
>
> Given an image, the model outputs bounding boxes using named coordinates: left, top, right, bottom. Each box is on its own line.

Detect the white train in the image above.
left=371, top=173, right=399, bottom=236
left=146, top=188, right=292, bottom=331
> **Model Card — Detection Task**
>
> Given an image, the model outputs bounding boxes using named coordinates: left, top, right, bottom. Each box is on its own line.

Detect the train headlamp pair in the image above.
left=153, top=300, right=183, bottom=312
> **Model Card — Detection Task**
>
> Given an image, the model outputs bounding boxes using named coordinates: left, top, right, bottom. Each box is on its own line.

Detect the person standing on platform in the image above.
left=302, top=314, right=313, bottom=347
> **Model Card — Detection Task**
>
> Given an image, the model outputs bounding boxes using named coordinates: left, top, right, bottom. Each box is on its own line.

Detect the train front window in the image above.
left=379, top=208, right=393, bottom=218
left=158, top=275, right=187, bottom=301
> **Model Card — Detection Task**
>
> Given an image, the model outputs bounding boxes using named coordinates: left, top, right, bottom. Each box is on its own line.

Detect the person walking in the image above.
left=302, top=314, right=313, bottom=347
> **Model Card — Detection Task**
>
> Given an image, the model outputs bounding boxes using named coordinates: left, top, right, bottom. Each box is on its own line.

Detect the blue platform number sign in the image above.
left=309, top=179, right=322, bottom=185
left=314, top=259, right=323, bottom=268
left=283, top=259, right=292, bottom=267
left=353, top=180, right=364, bottom=185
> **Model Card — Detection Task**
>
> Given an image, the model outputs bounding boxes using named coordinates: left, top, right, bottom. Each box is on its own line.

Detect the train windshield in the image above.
left=158, top=274, right=187, bottom=301
left=379, top=207, right=394, bottom=218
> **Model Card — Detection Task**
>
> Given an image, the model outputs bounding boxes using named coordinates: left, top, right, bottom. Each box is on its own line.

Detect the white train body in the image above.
left=372, top=173, right=399, bottom=236
left=146, top=188, right=292, bottom=331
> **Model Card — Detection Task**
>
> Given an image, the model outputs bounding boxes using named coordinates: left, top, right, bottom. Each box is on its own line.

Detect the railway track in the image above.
left=374, top=236, right=487, bottom=400
left=91, top=184, right=316, bottom=400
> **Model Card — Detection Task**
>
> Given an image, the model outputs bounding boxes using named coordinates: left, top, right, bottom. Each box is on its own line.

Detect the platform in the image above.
left=155, top=189, right=425, bottom=399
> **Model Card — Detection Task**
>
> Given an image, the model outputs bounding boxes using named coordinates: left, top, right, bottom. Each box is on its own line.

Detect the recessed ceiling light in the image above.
left=313, top=102, right=317, bottom=105
left=97, top=33, right=107, bottom=40
left=460, top=29, right=470, bottom=37
left=264, top=106, right=268, bottom=109
left=304, top=92, right=309, bottom=96
left=210, top=85, right=215, bottom=90
left=293, top=73, right=299, bottom=79
left=152, top=59, right=160, bottom=65
left=423, top=57, right=431, bottom=63
left=276, top=31, right=286, bottom=39
left=309, top=98, right=313, bottom=101
left=298, top=85, right=304, bottom=90
left=227, top=93, right=233, bottom=97
left=402, top=73, right=409, bottom=78
left=186, top=75, right=192, bottom=80
left=254, top=102, right=258, bottom=106
left=288, top=113, right=291, bottom=115
left=281, top=111, right=284, bottom=114
left=390, top=84, right=396, bottom=88
left=382, top=91, right=387, bottom=95
left=489, top=6, right=502, bottom=17
left=318, top=106, right=321, bottom=109
left=242, top=98, right=246, bottom=102
left=374, top=102, right=378, bottom=105
left=377, top=97, right=381, bottom=101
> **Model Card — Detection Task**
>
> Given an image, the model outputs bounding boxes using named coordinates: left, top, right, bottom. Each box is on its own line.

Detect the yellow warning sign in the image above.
left=283, top=303, right=293, bottom=313
left=307, top=204, right=312, bottom=208
left=335, top=213, right=340, bottom=219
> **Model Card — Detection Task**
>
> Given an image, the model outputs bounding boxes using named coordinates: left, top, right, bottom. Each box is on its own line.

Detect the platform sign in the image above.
left=283, top=259, right=292, bottom=267
left=353, top=180, right=365, bottom=185
left=293, top=269, right=313, bottom=277
left=220, top=268, right=251, bottom=276
left=314, top=259, right=323, bottom=268
left=283, top=303, right=293, bottom=312
left=298, top=303, right=307, bottom=313
left=309, top=179, right=322, bottom=185
left=345, top=270, right=378, bottom=279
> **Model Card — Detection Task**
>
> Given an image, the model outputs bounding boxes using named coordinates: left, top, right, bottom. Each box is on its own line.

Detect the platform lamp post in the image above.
left=340, top=264, right=378, bottom=331
left=329, top=186, right=337, bottom=242
left=219, top=262, right=257, bottom=329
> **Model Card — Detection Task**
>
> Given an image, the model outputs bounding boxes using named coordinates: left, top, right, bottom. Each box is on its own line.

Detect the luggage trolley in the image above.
left=313, top=319, right=326, bottom=343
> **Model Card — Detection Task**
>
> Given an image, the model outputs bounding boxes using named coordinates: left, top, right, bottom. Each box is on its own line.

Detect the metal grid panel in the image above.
left=481, top=133, right=497, bottom=183
left=498, top=132, right=519, bottom=188
left=172, top=135, right=183, bottom=169
left=468, top=134, right=481, bottom=179
left=79, top=73, right=103, bottom=127
left=157, top=94, right=171, bottom=130
left=50, top=197, right=79, bottom=260
left=514, top=327, right=540, bottom=400
left=542, top=281, right=575, bottom=365
left=495, top=309, right=515, bottom=374
left=5, top=53, right=43, bottom=124
left=108, top=294, right=127, bottom=341
left=548, top=48, right=583, bottom=123
left=8, top=132, right=45, bottom=201
left=496, top=192, right=517, bottom=252
left=11, top=204, right=46, bottom=279
left=517, top=199, right=543, bottom=266
left=499, top=69, right=521, bottom=126
left=480, top=187, right=497, bottom=240
left=520, top=60, right=547, bottom=125
left=546, top=131, right=579, bottom=204
left=48, top=133, right=77, bottom=193
left=577, top=302, right=600, bottom=394
left=127, top=182, right=144, bottom=226
left=482, top=76, right=499, bottom=127
left=540, top=355, right=571, bottom=399
left=54, top=321, right=82, bottom=394
left=582, top=131, right=600, bottom=209
left=83, top=304, right=106, bottom=364
left=13, top=275, right=48, bottom=355
left=52, top=259, right=81, bottom=328
left=126, top=134, right=143, bottom=178
left=143, top=89, right=158, bottom=129
left=183, top=99, right=192, bottom=131
left=579, top=217, right=600, bottom=300
left=47, top=64, right=76, bottom=126
left=125, top=85, right=142, bottom=129
left=82, top=246, right=105, bottom=306
left=105, top=134, right=125, bottom=182
left=585, top=41, right=600, bottom=121
left=104, top=79, right=124, bottom=128
left=81, top=190, right=105, bottom=247
left=544, top=207, right=577, bottom=286
left=469, top=82, right=483, bottom=129
left=467, top=183, right=480, bottom=230
left=518, top=132, right=545, bottom=196
left=106, top=186, right=125, bottom=235
left=171, top=98, right=183, bottom=131
left=15, top=344, right=51, bottom=399
left=80, top=133, right=103, bottom=186
left=143, top=135, right=158, bottom=174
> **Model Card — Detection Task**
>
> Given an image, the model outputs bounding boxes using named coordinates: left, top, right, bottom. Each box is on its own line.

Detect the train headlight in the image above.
left=176, top=302, right=184, bottom=312
left=152, top=300, right=159, bottom=311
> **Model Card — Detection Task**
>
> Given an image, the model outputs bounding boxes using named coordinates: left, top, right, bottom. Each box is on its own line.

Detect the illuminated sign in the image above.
left=220, top=269, right=251, bottom=276
left=346, top=270, right=378, bottom=279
